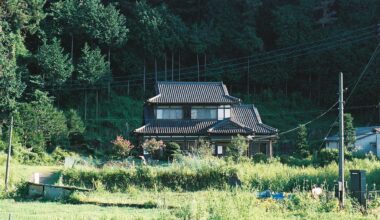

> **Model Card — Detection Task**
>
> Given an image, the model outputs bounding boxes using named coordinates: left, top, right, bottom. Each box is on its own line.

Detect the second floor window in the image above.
left=191, top=106, right=217, bottom=119
left=156, top=106, right=183, bottom=119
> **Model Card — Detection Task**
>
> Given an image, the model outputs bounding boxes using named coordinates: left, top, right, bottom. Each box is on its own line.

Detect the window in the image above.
left=217, top=146, right=223, bottom=155
left=191, top=106, right=217, bottom=119
left=156, top=106, right=183, bottom=119
left=218, top=105, right=231, bottom=120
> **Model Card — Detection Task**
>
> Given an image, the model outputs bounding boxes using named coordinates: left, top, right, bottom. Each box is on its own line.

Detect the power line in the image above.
left=39, top=32, right=377, bottom=91
left=33, top=25, right=376, bottom=90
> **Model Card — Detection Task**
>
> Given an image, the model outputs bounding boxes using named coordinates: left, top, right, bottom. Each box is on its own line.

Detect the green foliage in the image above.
left=110, top=136, right=134, bottom=159
left=252, top=153, right=268, bottom=163
left=65, top=109, right=85, bottom=134
left=296, top=125, right=309, bottom=157
left=35, top=38, right=73, bottom=87
left=163, top=142, right=181, bottom=160
left=15, top=90, right=69, bottom=152
left=142, top=138, right=165, bottom=159
left=315, top=148, right=353, bottom=167
left=344, top=113, right=355, bottom=150
left=77, top=44, right=110, bottom=84
left=0, top=26, right=26, bottom=113
left=194, top=138, right=213, bottom=158
left=226, top=135, right=248, bottom=162
left=3, top=0, right=46, bottom=34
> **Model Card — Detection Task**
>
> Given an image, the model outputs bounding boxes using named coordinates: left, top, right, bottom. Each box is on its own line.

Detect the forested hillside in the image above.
left=1, top=0, right=380, bottom=157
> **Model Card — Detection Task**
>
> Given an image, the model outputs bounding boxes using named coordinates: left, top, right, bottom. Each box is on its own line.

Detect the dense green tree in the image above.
left=15, top=90, right=68, bottom=152
left=65, top=109, right=85, bottom=134
left=226, top=135, right=248, bottom=162
left=344, top=113, right=356, bottom=150
left=296, top=124, right=309, bottom=157
left=77, top=44, right=110, bottom=84
left=35, top=38, right=73, bottom=87
left=3, top=0, right=46, bottom=34
left=0, top=22, right=26, bottom=114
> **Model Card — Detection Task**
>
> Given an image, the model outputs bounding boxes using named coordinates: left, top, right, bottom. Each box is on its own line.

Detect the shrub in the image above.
left=164, top=142, right=181, bottom=160
left=111, top=136, right=134, bottom=159
left=142, top=138, right=165, bottom=159
left=194, top=138, right=213, bottom=158
left=226, top=135, right=248, bottom=162
left=51, top=147, right=72, bottom=163
left=252, top=153, right=268, bottom=163
left=316, top=148, right=353, bottom=166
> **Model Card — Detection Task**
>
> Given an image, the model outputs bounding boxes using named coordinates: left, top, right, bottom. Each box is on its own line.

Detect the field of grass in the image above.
left=2, top=155, right=380, bottom=219
left=1, top=190, right=379, bottom=220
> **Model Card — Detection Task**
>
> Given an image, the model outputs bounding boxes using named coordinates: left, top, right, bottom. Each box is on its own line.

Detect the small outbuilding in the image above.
left=325, top=126, right=380, bottom=157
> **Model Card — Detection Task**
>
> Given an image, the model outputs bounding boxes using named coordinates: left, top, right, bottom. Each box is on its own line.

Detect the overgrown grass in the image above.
left=61, top=157, right=380, bottom=192
left=1, top=190, right=378, bottom=220
left=0, top=154, right=60, bottom=194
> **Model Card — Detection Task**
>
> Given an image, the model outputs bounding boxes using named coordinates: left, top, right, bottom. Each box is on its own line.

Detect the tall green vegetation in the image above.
left=344, top=113, right=356, bottom=150
left=15, top=90, right=68, bottom=153
left=226, top=135, right=249, bottom=161
left=296, top=124, right=309, bottom=157
left=35, top=38, right=73, bottom=87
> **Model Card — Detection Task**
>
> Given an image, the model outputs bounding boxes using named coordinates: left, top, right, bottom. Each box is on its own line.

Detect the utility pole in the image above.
left=338, top=72, right=345, bottom=208
left=5, top=116, right=13, bottom=192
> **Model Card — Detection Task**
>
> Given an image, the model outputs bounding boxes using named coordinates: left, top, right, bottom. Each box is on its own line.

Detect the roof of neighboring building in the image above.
left=325, top=126, right=380, bottom=141
left=147, top=81, right=241, bottom=104
left=135, top=104, right=278, bottom=136
left=231, top=105, right=278, bottom=135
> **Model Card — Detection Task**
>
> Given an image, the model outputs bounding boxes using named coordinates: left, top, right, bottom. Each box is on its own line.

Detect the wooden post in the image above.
left=128, top=80, right=130, bottom=96
left=178, top=49, right=181, bottom=81
left=204, top=53, right=207, bottom=80
left=5, top=116, right=13, bottom=192
left=165, top=54, right=167, bottom=81
left=155, top=57, right=158, bottom=82
left=84, top=88, right=87, bottom=123
left=197, top=53, right=200, bottom=81
left=171, top=51, right=174, bottom=81
left=247, top=57, right=250, bottom=95
left=70, top=33, right=74, bottom=62
left=143, top=58, right=146, bottom=92
left=96, top=90, right=99, bottom=121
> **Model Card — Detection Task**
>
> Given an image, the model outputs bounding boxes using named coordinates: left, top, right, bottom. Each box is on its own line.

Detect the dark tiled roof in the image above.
left=135, top=120, right=216, bottom=135
left=208, top=119, right=253, bottom=134
left=231, top=105, right=278, bottom=135
left=147, top=81, right=240, bottom=104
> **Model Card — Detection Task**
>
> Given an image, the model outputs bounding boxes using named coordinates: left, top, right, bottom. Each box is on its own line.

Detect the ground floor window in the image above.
left=217, top=145, right=223, bottom=155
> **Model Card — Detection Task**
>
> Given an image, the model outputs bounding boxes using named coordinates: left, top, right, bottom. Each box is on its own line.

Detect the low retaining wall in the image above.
left=28, top=182, right=90, bottom=200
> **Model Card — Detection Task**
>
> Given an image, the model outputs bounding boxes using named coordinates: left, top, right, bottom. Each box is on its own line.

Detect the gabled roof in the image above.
left=208, top=119, right=253, bottom=134
left=325, top=126, right=380, bottom=141
left=231, top=105, right=278, bottom=135
left=147, top=81, right=241, bottom=104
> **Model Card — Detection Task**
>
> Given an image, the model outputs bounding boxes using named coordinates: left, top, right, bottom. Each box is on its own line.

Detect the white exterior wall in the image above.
left=355, top=134, right=377, bottom=155
left=326, top=141, right=338, bottom=149
left=326, top=134, right=379, bottom=156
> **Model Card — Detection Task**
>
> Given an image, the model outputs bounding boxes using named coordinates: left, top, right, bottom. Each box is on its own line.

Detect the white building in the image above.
left=325, top=126, right=380, bottom=157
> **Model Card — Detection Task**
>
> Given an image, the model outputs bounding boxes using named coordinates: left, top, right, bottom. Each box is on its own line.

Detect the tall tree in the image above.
left=35, top=38, right=73, bottom=87
left=344, top=113, right=356, bottom=150
left=296, top=124, right=309, bottom=157
left=0, top=31, right=26, bottom=114
left=77, top=44, right=110, bottom=121
left=133, top=1, right=167, bottom=81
